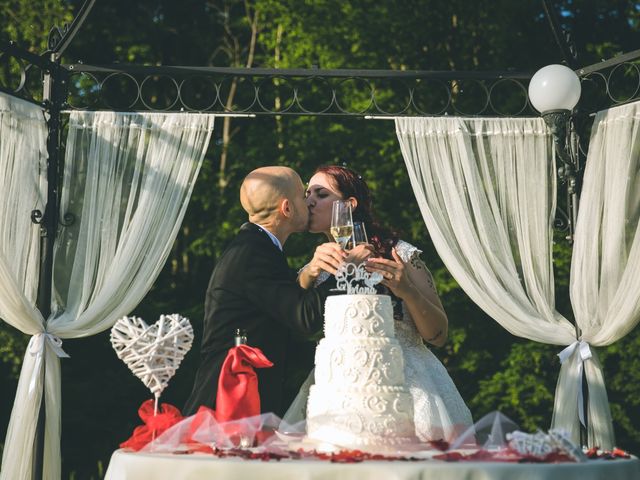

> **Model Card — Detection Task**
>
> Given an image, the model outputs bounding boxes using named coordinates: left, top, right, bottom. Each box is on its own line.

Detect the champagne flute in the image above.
left=330, top=200, right=353, bottom=249
left=352, top=221, right=368, bottom=246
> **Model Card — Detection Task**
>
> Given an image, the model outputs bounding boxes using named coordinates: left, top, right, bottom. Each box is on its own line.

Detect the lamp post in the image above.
left=528, top=64, right=582, bottom=242
left=529, top=64, right=589, bottom=446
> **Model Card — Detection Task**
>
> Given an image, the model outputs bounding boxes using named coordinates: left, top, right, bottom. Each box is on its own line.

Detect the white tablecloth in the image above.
left=105, top=449, right=640, bottom=480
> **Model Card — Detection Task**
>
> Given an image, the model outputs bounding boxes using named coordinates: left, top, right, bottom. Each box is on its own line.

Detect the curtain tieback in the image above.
left=27, top=333, right=70, bottom=394
left=28, top=332, right=70, bottom=359
left=558, top=340, right=592, bottom=427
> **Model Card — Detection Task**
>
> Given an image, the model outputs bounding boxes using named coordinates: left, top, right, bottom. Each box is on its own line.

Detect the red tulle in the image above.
left=120, top=399, right=184, bottom=451
left=214, top=344, right=273, bottom=423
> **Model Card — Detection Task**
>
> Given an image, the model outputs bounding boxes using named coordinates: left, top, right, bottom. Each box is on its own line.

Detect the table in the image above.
left=104, top=449, right=640, bottom=480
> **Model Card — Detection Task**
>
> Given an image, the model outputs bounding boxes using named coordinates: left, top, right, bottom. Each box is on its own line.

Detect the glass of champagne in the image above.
left=330, top=200, right=353, bottom=249
left=352, top=221, right=368, bottom=246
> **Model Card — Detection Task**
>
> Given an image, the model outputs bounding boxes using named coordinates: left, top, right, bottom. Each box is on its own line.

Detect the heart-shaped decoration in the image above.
left=110, top=314, right=194, bottom=398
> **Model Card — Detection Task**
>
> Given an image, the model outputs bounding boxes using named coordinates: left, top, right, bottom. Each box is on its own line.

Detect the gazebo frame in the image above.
left=1, top=1, right=640, bottom=478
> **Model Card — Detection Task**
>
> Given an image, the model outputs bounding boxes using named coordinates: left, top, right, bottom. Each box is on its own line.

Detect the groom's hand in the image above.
left=308, top=242, right=347, bottom=277
left=298, top=242, right=347, bottom=289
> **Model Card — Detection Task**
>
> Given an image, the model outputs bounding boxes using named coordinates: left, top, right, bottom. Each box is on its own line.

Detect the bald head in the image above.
left=240, top=166, right=303, bottom=222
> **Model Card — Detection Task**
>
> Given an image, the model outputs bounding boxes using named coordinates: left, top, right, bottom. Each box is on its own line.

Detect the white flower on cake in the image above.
left=335, top=262, right=383, bottom=294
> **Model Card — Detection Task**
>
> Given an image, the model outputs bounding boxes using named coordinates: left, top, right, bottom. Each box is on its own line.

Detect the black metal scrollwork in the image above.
left=554, top=207, right=570, bottom=233
left=31, top=209, right=44, bottom=224
left=61, top=66, right=539, bottom=117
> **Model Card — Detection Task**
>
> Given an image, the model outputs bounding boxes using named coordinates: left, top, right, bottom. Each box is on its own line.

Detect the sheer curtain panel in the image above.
left=0, top=92, right=49, bottom=480
left=1, top=111, right=215, bottom=480
left=0, top=93, right=47, bottom=313
left=552, top=101, right=640, bottom=448
left=395, top=117, right=575, bottom=342
left=394, top=117, right=599, bottom=444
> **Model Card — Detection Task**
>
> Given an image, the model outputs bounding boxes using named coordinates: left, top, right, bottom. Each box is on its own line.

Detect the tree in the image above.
left=1, top=1, right=639, bottom=477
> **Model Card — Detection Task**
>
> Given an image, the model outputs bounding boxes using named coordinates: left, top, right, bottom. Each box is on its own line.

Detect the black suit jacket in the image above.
left=184, top=223, right=333, bottom=416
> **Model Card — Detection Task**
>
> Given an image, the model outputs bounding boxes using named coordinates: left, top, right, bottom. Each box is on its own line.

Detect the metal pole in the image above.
left=33, top=52, right=66, bottom=480
left=32, top=4, right=94, bottom=477
left=569, top=117, right=590, bottom=447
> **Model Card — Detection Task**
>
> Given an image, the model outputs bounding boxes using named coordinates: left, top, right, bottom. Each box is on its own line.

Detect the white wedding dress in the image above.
left=284, top=240, right=474, bottom=443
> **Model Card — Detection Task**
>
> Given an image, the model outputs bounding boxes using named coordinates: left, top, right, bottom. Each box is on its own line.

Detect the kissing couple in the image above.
left=185, top=164, right=473, bottom=442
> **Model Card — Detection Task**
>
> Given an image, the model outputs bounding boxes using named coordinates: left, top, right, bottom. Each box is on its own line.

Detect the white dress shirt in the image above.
left=252, top=223, right=283, bottom=251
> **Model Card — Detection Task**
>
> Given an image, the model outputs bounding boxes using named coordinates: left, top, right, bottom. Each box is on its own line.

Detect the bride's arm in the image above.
left=366, top=249, right=448, bottom=347
left=401, top=255, right=448, bottom=347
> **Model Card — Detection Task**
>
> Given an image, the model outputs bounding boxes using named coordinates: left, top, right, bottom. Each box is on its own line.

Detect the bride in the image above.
left=286, top=165, right=473, bottom=443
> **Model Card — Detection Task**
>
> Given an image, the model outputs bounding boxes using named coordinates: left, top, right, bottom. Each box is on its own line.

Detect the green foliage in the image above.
left=0, top=324, right=26, bottom=458
left=0, top=0, right=74, bottom=98
left=0, top=0, right=74, bottom=50
left=599, top=330, right=640, bottom=449
left=471, top=341, right=558, bottom=431
left=0, top=323, right=27, bottom=378
left=1, top=1, right=640, bottom=478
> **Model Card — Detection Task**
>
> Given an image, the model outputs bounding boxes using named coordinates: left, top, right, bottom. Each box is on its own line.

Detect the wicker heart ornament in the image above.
left=110, top=314, right=194, bottom=398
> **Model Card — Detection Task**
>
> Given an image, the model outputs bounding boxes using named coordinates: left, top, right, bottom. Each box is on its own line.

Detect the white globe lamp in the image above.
left=528, top=64, right=582, bottom=169
left=528, top=64, right=581, bottom=113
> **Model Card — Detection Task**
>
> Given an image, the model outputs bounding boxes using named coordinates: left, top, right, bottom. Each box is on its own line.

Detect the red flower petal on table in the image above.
left=612, top=447, right=630, bottom=459
left=433, top=451, right=465, bottom=462
left=541, top=452, right=575, bottom=463
left=428, top=439, right=450, bottom=451
left=585, top=447, right=600, bottom=458
left=466, top=450, right=499, bottom=461
left=330, top=449, right=366, bottom=463
left=185, top=443, right=214, bottom=454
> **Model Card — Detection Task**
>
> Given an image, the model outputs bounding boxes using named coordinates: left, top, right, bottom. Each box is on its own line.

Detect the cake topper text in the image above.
left=335, top=262, right=383, bottom=294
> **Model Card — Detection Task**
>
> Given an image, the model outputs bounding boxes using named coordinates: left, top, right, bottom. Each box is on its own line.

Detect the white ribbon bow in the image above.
left=558, top=340, right=592, bottom=426
left=28, top=332, right=70, bottom=359
left=27, top=332, right=70, bottom=394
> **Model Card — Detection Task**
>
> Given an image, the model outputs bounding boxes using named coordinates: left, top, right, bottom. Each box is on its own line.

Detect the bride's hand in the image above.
left=365, top=248, right=412, bottom=298
left=307, top=242, right=347, bottom=278
left=344, top=243, right=374, bottom=265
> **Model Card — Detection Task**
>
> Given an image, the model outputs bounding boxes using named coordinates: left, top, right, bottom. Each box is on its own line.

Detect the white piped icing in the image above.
left=314, top=338, right=405, bottom=387
left=307, top=294, right=418, bottom=448
left=323, top=295, right=395, bottom=338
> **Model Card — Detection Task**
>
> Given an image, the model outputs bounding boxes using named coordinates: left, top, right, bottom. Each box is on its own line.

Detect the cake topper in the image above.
left=335, top=262, right=383, bottom=294
left=110, top=314, right=194, bottom=413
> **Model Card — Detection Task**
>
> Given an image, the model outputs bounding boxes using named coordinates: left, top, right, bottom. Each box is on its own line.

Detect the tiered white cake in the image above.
left=306, top=294, right=417, bottom=449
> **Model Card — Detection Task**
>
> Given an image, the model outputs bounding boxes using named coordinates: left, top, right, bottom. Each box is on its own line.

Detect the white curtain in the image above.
left=552, top=101, right=640, bottom=448
left=0, top=92, right=49, bottom=480
left=396, top=117, right=576, bottom=341
left=0, top=93, right=47, bottom=311
left=1, top=111, right=215, bottom=480
left=395, top=117, right=593, bottom=442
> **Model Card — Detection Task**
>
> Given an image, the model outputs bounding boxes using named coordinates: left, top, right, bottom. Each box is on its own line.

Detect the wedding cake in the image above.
left=306, top=294, right=418, bottom=449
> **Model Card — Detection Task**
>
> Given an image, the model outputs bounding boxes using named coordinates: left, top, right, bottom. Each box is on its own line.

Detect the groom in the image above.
left=184, top=166, right=341, bottom=417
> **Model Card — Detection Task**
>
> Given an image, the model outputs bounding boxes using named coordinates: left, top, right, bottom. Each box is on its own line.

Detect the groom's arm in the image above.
left=244, top=248, right=336, bottom=336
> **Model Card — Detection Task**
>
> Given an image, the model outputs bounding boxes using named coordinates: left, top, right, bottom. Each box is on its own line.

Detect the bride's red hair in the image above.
left=314, top=165, right=399, bottom=258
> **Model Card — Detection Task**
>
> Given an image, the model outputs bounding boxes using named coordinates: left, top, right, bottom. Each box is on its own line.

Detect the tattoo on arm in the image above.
left=410, top=256, right=438, bottom=294
left=426, top=329, right=443, bottom=343
left=425, top=271, right=437, bottom=295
